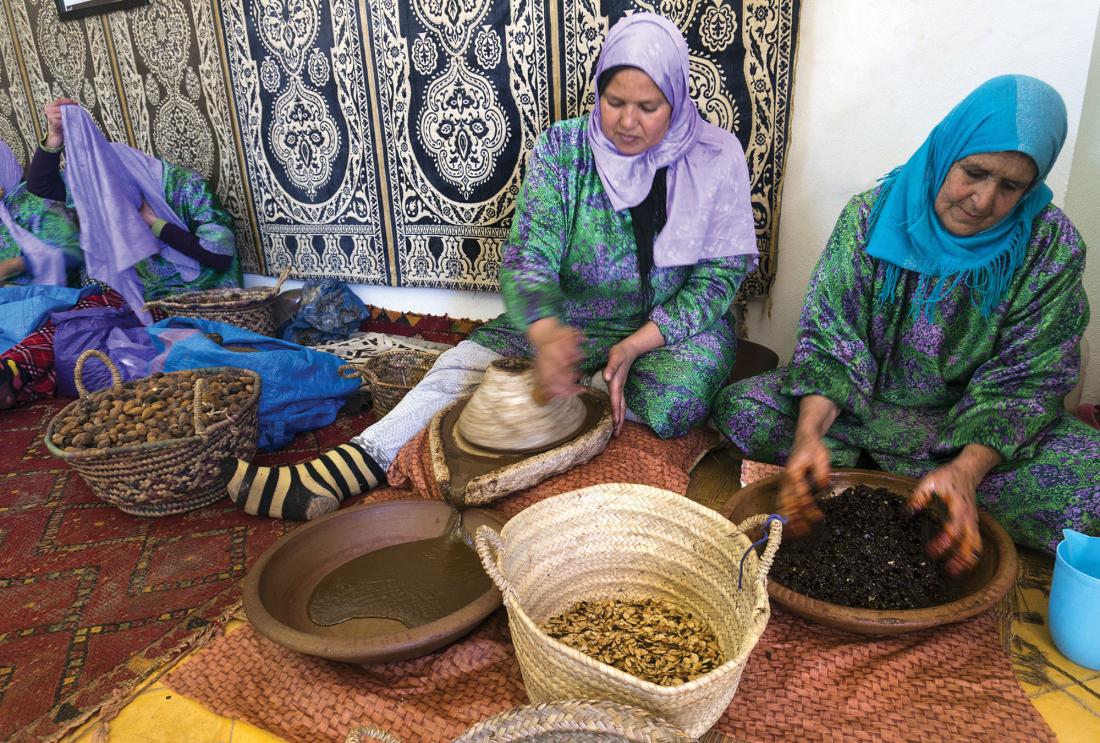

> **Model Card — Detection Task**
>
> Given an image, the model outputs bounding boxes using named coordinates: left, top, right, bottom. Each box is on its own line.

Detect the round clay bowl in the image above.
left=243, top=500, right=504, bottom=664
left=456, top=357, right=587, bottom=453
left=722, top=468, right=1018, bottom=635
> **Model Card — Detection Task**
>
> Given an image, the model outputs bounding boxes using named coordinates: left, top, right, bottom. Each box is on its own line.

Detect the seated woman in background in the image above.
left=0, top=99, right=241, bottom=409
left=714, top=75, right=1098, bottom=569
left=222, top=12, right=759, bottom=520
left=28, top=98, right=239, bottom=308
left=0, top=138, right=82, bottom=286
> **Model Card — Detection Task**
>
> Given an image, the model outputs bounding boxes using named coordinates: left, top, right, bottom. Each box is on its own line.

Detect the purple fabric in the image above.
left=0, top=140, right=66, bottom=285
left=61, top=106, right=199, bottom=321
left=587, top=13, right=756, bottom=269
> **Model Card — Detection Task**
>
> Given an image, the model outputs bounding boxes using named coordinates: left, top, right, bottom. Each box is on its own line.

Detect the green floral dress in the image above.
left=134, top=161, right=240, bottom=300
left=715, top=189, right=1099, bottom=552
left=469, top=116, right=753, bottom=438
left=0, top=183, right=82, bottom=285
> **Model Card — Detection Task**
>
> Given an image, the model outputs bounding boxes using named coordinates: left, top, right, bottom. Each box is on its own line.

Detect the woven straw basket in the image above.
left=144, top=266, right=290, bottom=336
left=475, top=484, right=781, bottom=737
left=452, top=699, right=692, bottom=742
left=44, top=350, right=261, bottom=517
left=343, top=348, right=438, bottom=417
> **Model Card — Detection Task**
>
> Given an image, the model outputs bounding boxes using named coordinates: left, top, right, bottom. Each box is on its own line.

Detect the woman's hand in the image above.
left=0, top=256, right=26, bottom=281
left=604, top=340, right=641, bottom=434
left=778, top=430, right=829, bottom=536
left=44, top=98, right=78, bottom=149
left=138, top=200, right=158, bottom=227
left=778, top=395, right=840, bottom=536
left=907, top=444, right=1000, bottom=575
left=602, top=321, right=664, bottom=434
left=528, top=317, right=584, bottom=403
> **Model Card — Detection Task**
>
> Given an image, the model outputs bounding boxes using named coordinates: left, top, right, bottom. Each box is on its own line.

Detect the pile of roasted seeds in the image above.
left=542, top=597, right=723, bottom=685
left=50, top=370, right=254, bottom=451
left=771, top=484, right=949, bottom=610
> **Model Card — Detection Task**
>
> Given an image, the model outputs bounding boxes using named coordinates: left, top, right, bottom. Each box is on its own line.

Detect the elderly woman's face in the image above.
left=599, top=68, right=672, bottom=155
left=933, top=151, right=1038, bottom=236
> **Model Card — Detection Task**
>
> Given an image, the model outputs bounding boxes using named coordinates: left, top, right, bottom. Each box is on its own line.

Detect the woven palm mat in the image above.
left=164, top=427, right=1051, bottom=742
left=0, top=398, right=375, bottom=742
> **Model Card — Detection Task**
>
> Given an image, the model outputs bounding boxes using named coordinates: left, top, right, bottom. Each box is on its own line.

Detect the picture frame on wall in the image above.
left=56, top=0, right=147, bottom=22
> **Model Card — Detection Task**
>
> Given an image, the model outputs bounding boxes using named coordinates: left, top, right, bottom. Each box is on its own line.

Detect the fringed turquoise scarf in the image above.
left=866, top=75, right=1067, bottom=318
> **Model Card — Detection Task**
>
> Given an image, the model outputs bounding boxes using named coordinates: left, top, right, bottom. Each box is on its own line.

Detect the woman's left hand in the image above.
left=138, top=201, right=157, bottom=227
left=907, top=444, right=1001, bottom=576
left=0, top=256, right=26, bottom=281
left=603, top=338, right=642, bottom=434
left=602, top=321, right=665, bottom=435
left=908, top=464, right=981, bottom=575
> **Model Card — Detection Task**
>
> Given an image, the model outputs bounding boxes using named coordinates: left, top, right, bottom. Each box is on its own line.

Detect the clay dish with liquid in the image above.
left=243, top=500, right=504, bottom=664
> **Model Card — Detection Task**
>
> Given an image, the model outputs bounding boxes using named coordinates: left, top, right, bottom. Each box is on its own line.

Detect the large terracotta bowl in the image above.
left=243, top=499, right=505, bottom=664
left=722, top=469, right=1018, bottom=635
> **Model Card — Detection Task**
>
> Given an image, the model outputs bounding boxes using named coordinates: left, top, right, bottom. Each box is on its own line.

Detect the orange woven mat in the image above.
left=162, top=423, right=1053, bottom=741
left=162, top=606, right=1052, bottom=742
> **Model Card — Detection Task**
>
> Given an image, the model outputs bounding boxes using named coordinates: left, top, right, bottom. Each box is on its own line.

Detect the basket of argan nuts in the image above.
left=45, top=349, right=261, bottom=516
left=475, top=484, right=783, bottom=738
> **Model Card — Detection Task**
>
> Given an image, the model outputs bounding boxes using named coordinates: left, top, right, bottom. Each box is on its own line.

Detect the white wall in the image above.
left=246, top=0, right=1100, bottom=402
left=1066, top=9, right=1100, bottom=406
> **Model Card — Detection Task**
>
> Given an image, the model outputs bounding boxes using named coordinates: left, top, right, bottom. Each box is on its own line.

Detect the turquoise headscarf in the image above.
left=866, top=75, right=1068, bottom=318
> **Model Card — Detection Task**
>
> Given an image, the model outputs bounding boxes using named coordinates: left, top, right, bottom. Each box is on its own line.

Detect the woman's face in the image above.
left=933, top=151, right=1038, bottom=236
left=599, top=68, right=672, bottom=155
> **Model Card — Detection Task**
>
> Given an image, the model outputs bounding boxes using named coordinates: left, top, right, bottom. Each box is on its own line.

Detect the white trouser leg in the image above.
left=352, top=340, right=503, bottom=470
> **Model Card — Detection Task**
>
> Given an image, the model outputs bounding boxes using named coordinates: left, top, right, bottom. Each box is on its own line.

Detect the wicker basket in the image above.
left=44, top=350, right=261, bottom=517
left=475, top=484, right=782, bottom=738
left=344, top=348, right=438, bottom=417
left=452, top=699, right=692, bottom=742
left=144, top=266, right=291, bottom=336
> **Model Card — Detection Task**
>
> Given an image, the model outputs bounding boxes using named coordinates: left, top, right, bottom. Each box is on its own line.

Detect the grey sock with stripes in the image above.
left=220, top=442, right=386, bottom=520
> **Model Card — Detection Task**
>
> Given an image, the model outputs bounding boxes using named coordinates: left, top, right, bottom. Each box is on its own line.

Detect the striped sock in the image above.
left=220, top=442, right=386, bottom=520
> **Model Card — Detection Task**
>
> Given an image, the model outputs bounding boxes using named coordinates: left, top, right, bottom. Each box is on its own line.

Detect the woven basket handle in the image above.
left=731, top=513, right=784, bottom=583
left=474, top=525, right=515, bottom=600
left=192, top=376, right=208, bottom=436
left=272, top=265, right=291, bottom=294
left=345, top=727, right=402, bottom=743
left=74, top=349, right=122, bottom=398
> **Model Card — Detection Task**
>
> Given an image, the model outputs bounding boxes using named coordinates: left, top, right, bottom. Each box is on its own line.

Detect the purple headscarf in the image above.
left=61, top=105, right=199, bottom=322
left=0, top=140, right=67, bottom=285
left=588, top=13, right=757, bottom=268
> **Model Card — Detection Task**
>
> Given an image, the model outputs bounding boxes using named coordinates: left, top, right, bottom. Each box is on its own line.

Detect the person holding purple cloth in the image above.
left=221, top=12, right=759, bottom=520
left=24, top=98, right=240, bottom=310
left=0, top=136, right=81, bottom=286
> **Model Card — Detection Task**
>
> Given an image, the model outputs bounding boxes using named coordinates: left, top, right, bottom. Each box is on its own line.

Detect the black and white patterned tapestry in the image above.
left=0, top=0, right=801, bottom=300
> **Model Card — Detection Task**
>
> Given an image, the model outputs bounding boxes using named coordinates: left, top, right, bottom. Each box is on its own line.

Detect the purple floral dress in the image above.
left=469, top=116, right=753, bottom=438
left=715, top=189, right=1099, bottom=552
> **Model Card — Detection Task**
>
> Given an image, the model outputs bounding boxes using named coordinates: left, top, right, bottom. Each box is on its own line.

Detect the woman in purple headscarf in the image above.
left=221, top=12, right=759, bottom=521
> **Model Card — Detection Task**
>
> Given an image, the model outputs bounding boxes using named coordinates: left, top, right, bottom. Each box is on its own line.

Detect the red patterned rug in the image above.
left=0, top=398, right=375, bottom=742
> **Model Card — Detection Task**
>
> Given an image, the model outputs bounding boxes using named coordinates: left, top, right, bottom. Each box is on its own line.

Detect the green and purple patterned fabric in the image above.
left=0, top=183, right=82, bottom=286
left=469, top=116, right=751, bottom=438
left=132, top=161, right=240, bottom=301
left=715, top=189, right=1098, bottom=552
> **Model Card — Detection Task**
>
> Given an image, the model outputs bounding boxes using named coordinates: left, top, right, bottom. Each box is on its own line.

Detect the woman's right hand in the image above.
left=778, top=430, right=829, bottom=536
left=527, top=317, right=584, bottom=404
left=777, top=395, right=839, bottom=537
left=44, top=98, right=78, bottom=149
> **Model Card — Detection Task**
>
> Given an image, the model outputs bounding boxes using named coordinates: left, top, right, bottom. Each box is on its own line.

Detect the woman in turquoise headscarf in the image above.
left=715, top=75, right=1098, bottom=568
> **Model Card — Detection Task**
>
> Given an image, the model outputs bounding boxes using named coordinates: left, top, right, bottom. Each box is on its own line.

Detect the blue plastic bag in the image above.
left=278, top=279, right=368, bottom=346
left=148, top=317, right=360, bottom=450
left=0, top=284, right=91, bottom=354
left=52, top=305, right=157, bottom=397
